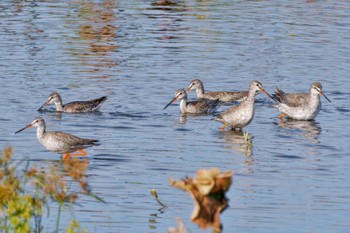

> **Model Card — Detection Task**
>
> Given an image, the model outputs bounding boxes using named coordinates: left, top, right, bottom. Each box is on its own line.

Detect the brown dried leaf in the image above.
left=168, top=218, right=187, bottom=233
left=169, top=168, right=233, bottom=232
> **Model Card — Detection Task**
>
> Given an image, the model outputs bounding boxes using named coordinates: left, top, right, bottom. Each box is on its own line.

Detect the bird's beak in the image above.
left=37, top=102, right=48, bottom=111
left=187, top=85, right=193, bottom=93
left=320, top=91, right=331, bottom=103
left=15, top=124, right=32, bottom=134
left=163, top=96, right=178, bottom=110
left=259, top=88, right=275, bottom=101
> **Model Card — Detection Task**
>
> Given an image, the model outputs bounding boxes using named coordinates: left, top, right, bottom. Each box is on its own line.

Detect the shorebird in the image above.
left=38, top=92, right=107, bottom=113
left=187, top=79, right=249, bottom=103
left=272, top=82, right=331, bottom=121
left=15, top=117, right=98, bottom=159
left=214, top=80, right=273, bottom=131
left=163, top=88, right=219, bottom=114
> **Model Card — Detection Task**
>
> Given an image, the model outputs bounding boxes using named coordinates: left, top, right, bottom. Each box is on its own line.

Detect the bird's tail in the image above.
left=272, top=87, right=284, bottom=103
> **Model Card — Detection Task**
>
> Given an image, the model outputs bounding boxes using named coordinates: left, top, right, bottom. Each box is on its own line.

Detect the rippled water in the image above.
left=1, top=0, right=350, bottom=232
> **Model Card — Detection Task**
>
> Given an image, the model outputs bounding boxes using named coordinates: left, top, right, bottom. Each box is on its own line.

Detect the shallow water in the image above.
left=1, top=0, right=350, bottom=232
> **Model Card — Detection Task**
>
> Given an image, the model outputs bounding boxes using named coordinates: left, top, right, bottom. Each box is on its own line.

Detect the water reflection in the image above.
left=276, top=119, right=321, bottom=144
left=38, top=110, right=104, bottom=121
left=38, top=110, right=63, bottom=120
left=150, top=0, right=188, bottom=12
left=148, top=213, right=158, bottom=230
left=221, top=130, right=253, bottom=157
left=176, top=113, right=214, bottom=126
left=146, top=0, right=188, bottom=42
left=178, top=113, right=187, bottom=125
left=70, top=0, right=119, bottom=78
left=148, top=210, right=166, bottom=231
left=151, top=0, right=179, bottom=8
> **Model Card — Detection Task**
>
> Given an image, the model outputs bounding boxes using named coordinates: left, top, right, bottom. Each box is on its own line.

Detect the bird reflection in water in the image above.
left=42, top=111, right=63, bottom=120
left=221, top=130, right=253, bottom=157
left=276, top=119, right=321, bottom=144
left=178, top=113, right=187, bottom=125
left=176, top=113, right=210, bottom=126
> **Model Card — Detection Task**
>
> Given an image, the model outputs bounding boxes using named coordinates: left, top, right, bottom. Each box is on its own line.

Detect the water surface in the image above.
left=1, top=0, right=350, bottom=232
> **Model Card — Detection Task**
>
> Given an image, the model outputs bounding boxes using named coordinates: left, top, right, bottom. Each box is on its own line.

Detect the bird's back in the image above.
left=273, top=88, right=308, bottom=107
left=41, top=131, right=98, bottom=152
left=215, top=100, right=255, bottom=128
left=184, top=99, right=216, bottom=114
left=63, top=96, right=107, bottom=113
left=204, top=91, right=248, bottom=103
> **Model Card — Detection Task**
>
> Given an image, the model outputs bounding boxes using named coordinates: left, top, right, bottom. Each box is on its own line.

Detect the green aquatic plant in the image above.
left=0, top=146, right=103, bottom=233
left=149, top=189, right=167, bottom=209
left=0, top=147, right=34, bottom=233
left=65, top=220, right=88, bottom=233
left=243, top=132, right=252, bottom=148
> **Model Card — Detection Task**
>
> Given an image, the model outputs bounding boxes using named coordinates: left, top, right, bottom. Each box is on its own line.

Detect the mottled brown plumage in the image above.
left=187, top=79, right=249, bottom=103
left=38, top=92, right=107, bottom=113
left=215, top=81, right=273, bottom=131
left=274, top=88, right=308, bottom=107
left=272, top=82, right=331, bottom=120
left=163, top=88, right=219, bottom=114
left=15, top=117, right=98, bottom=157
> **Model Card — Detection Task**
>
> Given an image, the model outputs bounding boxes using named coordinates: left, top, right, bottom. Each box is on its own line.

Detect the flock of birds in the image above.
left=164, top=80, right=331, bottom=129
left=15, top=80, right=331, bottom=159
left=15, top=93, right=107, bottom=159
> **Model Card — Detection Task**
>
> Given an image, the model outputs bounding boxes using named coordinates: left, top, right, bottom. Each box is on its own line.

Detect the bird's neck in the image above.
left=179, top=98, right=187, bottom=113
left=247, top=90, right=258, bottom=101
left=196, top=84, right=205, bottom=98
left=309, top=93, right=320, bottom=108
left=36, top=125, right=46, bottom=140
left=54, top=101, right=63, bottom=111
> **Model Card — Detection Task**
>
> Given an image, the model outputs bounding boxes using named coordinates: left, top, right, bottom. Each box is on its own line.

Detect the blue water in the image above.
left=1, top=0, right=350, bottom=232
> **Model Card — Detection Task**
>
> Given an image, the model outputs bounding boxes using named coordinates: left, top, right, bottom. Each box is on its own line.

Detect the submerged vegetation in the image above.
left=0, top=146, right=103, bottom=233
